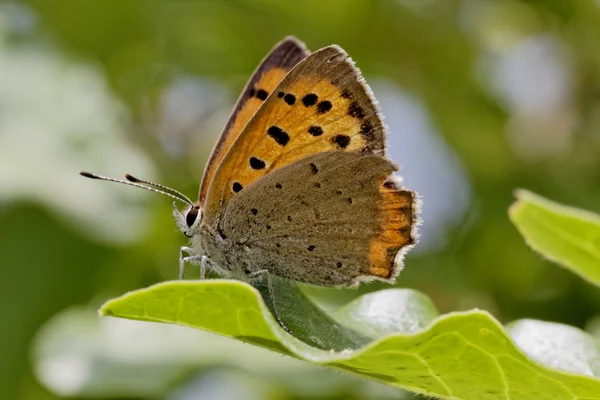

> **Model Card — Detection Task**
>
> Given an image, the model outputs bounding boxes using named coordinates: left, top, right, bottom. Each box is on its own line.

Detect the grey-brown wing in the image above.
left=220, top=151, right=416, bottom=286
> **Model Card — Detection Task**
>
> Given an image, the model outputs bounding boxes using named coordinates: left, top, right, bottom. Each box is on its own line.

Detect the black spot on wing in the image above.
left=332, top=134, right=351, bottom=148
left=267, top=125, right=290, bottom=146
left=316, top=100, right=332, bottom=114
left=249, top=157, right=266, bottom=170
left=256, top=89, right=268, bottom=101
left=383, top=179, right=399, bottom=190
left=302, top=93, right=318, bottom=107
left=348, top=102, right=365, bottom=119
left=284, top=94, right=296, bottom=105
left=360, top=120, right=375, bottom=142
left=308, top=126, right=323, bottom=136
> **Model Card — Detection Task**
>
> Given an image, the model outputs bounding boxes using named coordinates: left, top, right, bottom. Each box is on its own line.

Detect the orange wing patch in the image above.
left=204, top=45, right=387, bottom=222
left=199, top=37, right=308, bottom=205
left=366, top=178, right=416, bottom=279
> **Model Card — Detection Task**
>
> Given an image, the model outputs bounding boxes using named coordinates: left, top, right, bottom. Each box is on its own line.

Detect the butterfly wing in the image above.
left=203, top=45, right=388, bottom=222
left=220, top=151, right=416, bottom=285
left=199, top=37, right=309, bottom=205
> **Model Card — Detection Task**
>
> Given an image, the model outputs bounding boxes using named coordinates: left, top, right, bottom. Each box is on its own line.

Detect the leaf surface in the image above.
left=101, top=280, right=600, bottom=400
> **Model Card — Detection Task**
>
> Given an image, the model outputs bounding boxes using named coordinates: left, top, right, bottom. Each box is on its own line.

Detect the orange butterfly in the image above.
left=82, top=37, right=418, bottom=331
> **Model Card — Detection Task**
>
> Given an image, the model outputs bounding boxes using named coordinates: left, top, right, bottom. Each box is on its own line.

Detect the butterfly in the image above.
left=81, top=37, right=418, bottom=332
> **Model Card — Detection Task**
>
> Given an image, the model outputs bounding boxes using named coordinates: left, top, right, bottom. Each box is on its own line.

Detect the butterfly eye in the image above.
left=185, top=207, right=199, bottom=227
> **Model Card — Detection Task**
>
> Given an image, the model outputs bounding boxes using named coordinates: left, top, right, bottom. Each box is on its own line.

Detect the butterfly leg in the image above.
left=199, top=256, right=209, bottom=279
left=179, top=247, right=193, bottom=279
left=247, top=270, right=291, bottom=334
left=179, top=247, right=206, bottom=280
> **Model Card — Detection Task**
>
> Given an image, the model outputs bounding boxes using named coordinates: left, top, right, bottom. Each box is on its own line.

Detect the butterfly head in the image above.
left=173, top=202, right=203, bottom=238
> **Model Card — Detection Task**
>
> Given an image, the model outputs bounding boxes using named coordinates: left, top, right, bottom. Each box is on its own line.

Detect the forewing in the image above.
left=199, top=37, right=309, bottom=205
left=220, top=152, right=417, bottom=286
left=203, top=45, right=388, bottom=222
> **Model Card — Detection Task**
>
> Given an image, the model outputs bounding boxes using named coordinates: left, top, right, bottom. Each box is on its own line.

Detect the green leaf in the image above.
left=101, top=280, right=600, bottom=400
left=509, top=189, right=600, bottom=286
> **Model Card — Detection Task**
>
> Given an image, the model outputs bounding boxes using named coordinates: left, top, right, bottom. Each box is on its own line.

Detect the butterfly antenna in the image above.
left=79, top=171, right=194, bottom=207
left=125, top=174, right=195, bottom=206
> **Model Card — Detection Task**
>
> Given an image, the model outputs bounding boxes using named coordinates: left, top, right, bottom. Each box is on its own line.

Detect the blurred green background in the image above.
left=2, top=0, right=600, bottom=399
